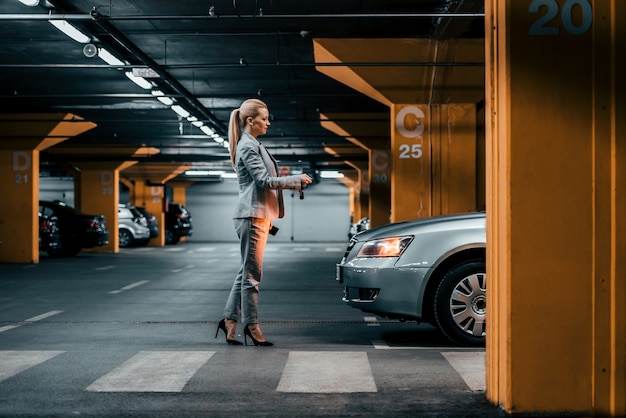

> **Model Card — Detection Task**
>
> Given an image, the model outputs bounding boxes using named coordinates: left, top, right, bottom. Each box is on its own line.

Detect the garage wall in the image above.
left=39, top=177, right=352, bottom=243
left=184, top=179, right=351, bottom=243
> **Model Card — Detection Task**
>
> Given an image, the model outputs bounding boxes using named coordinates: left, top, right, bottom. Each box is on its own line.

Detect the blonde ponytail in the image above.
left=228, top=108, right=242, bottom=167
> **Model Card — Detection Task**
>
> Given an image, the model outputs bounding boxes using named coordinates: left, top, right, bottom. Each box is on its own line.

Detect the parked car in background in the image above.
left=118, top=204, right=150, bottom=247
left=336, top=212, right=486, bottom=346
left=38, top=212, right=61, bottom=254
left=131, top=206, right=159, bottom=239
left=165, top=202, right=193, bottom=245
left=348, top=217, right=370, bottom=239
left=39, top=200, right=109, bottom=257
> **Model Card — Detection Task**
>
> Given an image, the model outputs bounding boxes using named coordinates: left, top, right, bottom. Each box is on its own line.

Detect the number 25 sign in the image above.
left=395, top=106, right=424, bottom=159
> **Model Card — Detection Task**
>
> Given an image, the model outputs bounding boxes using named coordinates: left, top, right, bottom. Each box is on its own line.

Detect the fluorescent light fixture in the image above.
left=200, top=125, right=214, bottom=136
left=187, top=116, right=198, bottom=122
left=184, top=170, right=212, bottom=176
left=222, top=141, right=230, bottom=148
left=192, top=121, right=203, bottom=127
left=49, top=19, right=90, bottom=43
left=124, top=71, right=152, bottom=89
left=171, top=104, right=190, bottom=118
left=320, top=170, right=344, bottom=179
left=19, top=0, right=40, bottom=6
left=157, top=96, right=174, bottom=105
left=151, top=90, right=175, bottom=106
left=213, top=135, right=225, bottom=144
left=98, top=48, right=125, bottom=66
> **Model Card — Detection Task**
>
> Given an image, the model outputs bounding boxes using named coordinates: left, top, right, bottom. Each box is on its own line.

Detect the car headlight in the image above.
left=357, top=236, right=413, bottom=257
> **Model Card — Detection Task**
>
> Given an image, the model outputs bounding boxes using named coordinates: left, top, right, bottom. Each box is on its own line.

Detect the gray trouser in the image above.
left=223, top=217, right=271, bottom=325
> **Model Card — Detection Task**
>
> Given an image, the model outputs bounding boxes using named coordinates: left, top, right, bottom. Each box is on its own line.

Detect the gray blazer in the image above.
left=233, top=132, right=302, bottom=220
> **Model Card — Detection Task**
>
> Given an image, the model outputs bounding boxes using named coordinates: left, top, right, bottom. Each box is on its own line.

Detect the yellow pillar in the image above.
left=75, top=161, right=137, bottom=253
left=320, top=113, right=391, bottom=227
left=313, top=38, right=483, bottom=222
left=133, top=180, right=165, bottom=246
left=485, top=1, right=625, bottom=415
left=0, top=114, right=95, bottom=263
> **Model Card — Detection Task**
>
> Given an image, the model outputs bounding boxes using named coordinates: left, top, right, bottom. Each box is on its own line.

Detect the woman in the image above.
left=215, top=98, right=312, bottom=346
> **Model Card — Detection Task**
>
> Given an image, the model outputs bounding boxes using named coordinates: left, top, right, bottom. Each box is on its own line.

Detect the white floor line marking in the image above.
left=195, top=247, right=216, bottom=252
left=95, top=265, right=115, bottom=271
left=24, top=311, right=63, bottom=322
left=371, top=340, right=483, bottom=351
left=0, top=351, right=65, bottom=382
left=441, top=351, right=486, bottom=391
left=0, top=325, right=20, bottom=333
left=293, top=247, right=310, bottom=252
left=86, top=351, right=215, bottom=392
left=109, top=280, right=149, bottom=294
left=325, top=247, right=344, bottom=252
left=276, top=351, right=377, bottom=393
left=165, top=247, right=186, bottom=252
left=364, top=316, right=380, bottom=327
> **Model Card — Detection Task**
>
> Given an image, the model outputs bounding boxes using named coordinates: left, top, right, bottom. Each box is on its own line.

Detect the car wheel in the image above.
left=433, top=259, right=486, bottom=346
left=165, top=229, right=179, bottom=245
left=119, top=229, right=133, bottom=248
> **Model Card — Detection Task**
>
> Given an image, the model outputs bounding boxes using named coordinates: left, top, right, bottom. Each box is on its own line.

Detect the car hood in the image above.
left=353, top=212, right=485, bottom=241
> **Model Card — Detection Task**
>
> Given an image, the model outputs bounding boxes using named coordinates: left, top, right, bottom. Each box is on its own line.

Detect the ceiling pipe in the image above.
left=0, top=12, right=484, bottom=21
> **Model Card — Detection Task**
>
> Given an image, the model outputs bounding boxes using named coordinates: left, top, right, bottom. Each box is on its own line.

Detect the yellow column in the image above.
left=485, top=1, right=625, bottom=415
left=134, top=180, right=165, bottom=246
left=75, top=161, right=137, bottom=253
left=0, top=114, right=95, bottom=263
left=0, top=149, right=39, bottom=263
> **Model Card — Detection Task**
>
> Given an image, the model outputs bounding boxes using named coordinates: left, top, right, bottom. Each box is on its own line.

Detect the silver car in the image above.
left=118, top=205, right=151, bottom=247
left=336, top=212, right=486, bottom=346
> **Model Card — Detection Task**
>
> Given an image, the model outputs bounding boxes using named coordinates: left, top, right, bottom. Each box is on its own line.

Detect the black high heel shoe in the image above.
left=244, top=324, right=274, bottom=347
left=215, top=319, right=243, bottom=345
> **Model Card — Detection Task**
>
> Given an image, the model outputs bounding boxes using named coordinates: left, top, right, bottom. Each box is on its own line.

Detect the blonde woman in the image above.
left=215, top=98, right=312, bottom=346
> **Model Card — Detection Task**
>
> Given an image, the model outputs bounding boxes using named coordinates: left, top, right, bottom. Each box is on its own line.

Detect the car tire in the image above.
left=119, top=229, right=133, bottom=248
left=165, top=229, right=179, bottom=245
left=433, top=259, right=486, bottom=346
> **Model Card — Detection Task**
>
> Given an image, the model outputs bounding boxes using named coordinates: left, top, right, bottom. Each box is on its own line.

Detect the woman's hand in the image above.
left=300, top=174, right=313, bottom=186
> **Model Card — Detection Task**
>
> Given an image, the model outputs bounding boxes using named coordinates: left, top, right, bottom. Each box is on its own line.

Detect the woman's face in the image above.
left=247, top=107, right=270, bottom=137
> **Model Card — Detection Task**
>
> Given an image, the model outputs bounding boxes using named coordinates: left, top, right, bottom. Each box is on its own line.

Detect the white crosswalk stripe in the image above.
left=0, top=349, right=484, bottom=393
left=86, top=351, right=215, bottom=392
left=276, top=351, right=377, bottom=393
left=0, top=350, right=65, bottom=382
left=441, top=351, right=486, bottom=391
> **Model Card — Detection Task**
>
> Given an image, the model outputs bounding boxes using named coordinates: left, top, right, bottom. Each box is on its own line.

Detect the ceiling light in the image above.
left=49, top=19, right=90, bottom=43
left=191, top=121, right=203, bottom=127
left=222, top=141, right=230, bottom=149
left=171, top=105, right=190, bottom=118
left=320, top=171, right=344, bottom=179
left=200, top=125, right=214, bottom=136
left=18, top=0, right=40, bottom=6
left=157, top=96, right=174, bottom=106
left=124, top=71, right=152, bottom=89
left=98, top=48, right=125, bottom=66
left=187, top=116, right=198, bottom=122
left=184, top=170, right=212, bottom=176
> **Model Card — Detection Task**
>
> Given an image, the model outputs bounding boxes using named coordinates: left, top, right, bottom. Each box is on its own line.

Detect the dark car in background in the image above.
left=131, top=206, right=159, bottom=239
left=38, top=212, right=61, bottom=254
left=165, top=203, right=193, bottom=245
left=39, top=200, right=109, bottom=257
